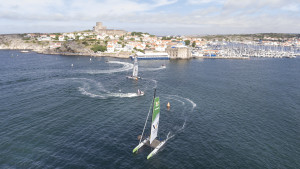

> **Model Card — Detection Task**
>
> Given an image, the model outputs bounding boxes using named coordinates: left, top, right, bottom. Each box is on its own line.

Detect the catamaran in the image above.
left=127, top=57, right=141, bottom=80
left=133, top=89, right=166, bottom=159
left=137, top=89, right=145, bottom=96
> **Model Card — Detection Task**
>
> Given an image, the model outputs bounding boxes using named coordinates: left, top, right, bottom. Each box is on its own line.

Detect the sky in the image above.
left=1, top=0, right=300, bottom=35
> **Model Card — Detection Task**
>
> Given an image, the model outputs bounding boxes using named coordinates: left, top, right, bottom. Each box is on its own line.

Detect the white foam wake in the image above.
left=83, top=61, right=133, bottom=74
left=78, top=86, right=140, bottom=99
left=163, top=94, right=197, bottom=142
left=79, top=87, right=139, bottom=99
left=106, top=92, right=139, bottom=98
left=142, top=78, right=158, bottom=89
left=140, top=66, right=166, bottom=72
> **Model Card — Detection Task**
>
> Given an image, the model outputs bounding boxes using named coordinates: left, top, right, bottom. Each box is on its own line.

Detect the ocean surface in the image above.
left=0, top=50, right=299, bottom=169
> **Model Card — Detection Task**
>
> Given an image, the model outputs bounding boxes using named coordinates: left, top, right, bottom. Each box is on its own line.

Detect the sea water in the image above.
left=0, top=50, right=299, bottom=168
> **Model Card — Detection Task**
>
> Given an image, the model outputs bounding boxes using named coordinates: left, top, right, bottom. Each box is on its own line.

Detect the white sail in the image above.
left=150, top=97, right=160, bottom=144
left=132, top=57, right=138, bottom=77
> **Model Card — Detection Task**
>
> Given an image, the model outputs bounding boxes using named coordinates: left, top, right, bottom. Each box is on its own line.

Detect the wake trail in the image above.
left=78, top=87, right=140, bottom=98
left=81, top=61, right=133, bottom=74
left=142, top=78, right=158, bottom=89
left=140, top=66, right=166, bottom=72
left=162, top=94, right=197, bottom=142
left=52, top=77, right=140, bottom=99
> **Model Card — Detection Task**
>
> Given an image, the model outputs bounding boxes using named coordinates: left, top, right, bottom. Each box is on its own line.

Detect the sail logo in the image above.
left=155, top=101, right=159, bottom=107
left=152, top=123, right=158, bottom=130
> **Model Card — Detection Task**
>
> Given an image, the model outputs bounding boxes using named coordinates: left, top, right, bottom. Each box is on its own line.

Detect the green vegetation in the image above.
left=22, top=37, right=30, bottom=40
left=192, top=41, right=196, bottom=47
left=82, top=30, right=92, bottom=32
left=162, top=36, right=173, bottom=40
left=133, top=47, right=144, bottom=53
left=82, top=41, right=88, bottom=46
left=131, top=32, right=148, bottom=37
left=184, top=40, right=190, bottom=46
left=91, top=45, right=106, bottom=53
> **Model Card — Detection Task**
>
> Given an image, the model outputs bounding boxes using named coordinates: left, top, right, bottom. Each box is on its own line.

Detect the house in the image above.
left=107, top=45, right=115, bottom=53
left=49, top=35, right=56, bottom=39
left=66, top=33, right=75, bottom=39
left=114, top=44, right=123, bottom=51
left=58, top=35, right=65, bottom=41
left=124, top=44, right=134, bottom=51
left=155, top=44, right=167, bottom=52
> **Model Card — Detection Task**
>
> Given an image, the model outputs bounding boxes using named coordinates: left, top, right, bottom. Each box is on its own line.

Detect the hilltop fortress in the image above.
left=93, top=22, right=127, bottom=36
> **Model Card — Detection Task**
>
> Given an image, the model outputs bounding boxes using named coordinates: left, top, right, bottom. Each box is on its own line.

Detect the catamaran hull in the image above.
left=133, top=138, right=149, bottom=153
left=147, top=140, right=166, bottom=159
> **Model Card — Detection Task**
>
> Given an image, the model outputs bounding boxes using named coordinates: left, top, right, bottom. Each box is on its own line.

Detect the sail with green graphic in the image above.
left=150, top=97, right=160, bottom=144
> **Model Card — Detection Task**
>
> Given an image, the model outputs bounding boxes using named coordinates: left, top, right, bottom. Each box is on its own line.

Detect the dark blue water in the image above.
left=1, top=50, right=299, bottom=168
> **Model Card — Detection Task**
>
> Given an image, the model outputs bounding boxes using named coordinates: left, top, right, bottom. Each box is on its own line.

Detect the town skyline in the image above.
left=1, top=0, right=300, bottom=35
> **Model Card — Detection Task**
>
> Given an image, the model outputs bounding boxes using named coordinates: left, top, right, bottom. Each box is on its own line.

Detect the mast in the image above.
left=139, top=89, right=156, bottom=144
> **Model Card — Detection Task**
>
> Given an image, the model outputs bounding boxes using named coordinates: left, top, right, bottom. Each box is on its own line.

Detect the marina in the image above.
left=193, top=42, right=298, bottom=58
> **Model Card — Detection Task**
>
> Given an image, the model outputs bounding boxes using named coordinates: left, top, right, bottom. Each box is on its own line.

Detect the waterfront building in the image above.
left=166, top=46, right=192, bottom=59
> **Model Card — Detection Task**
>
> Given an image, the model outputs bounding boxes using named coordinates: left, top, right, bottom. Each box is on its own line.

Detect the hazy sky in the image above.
left=1, top=0, right=300, bottom=35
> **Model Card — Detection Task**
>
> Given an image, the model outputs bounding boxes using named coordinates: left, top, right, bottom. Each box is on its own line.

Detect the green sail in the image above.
left=150, top=97, right=160, bottom=144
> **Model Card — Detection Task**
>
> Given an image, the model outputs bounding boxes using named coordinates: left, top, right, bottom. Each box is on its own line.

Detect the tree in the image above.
left=192, top=41, right=196, bottom=47
left=91, top=45, right=107, bottom=53
left=184, top=40, right=190, bottom=46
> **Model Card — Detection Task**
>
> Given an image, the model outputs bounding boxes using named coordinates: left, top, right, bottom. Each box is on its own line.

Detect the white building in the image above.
left=59, top=36, right=65, bottom=41
left=155, top=44, right=166, bottom=52
left=107, top=45, right=115, bottom=53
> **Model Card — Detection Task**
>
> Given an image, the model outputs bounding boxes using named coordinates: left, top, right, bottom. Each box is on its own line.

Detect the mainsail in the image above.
left=150, top=97, right=160, bottom=144
left=132, top=57, right=138, bottom=77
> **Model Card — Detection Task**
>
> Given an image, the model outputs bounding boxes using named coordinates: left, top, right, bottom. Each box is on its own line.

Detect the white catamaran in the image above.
left=127, top=57, right=141, bottom=80
left=133, top=89, right=166, bottom=159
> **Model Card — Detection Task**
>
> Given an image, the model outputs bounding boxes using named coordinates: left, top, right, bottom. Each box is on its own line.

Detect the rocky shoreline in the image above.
left=0, top=34, right=131, bottom=58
